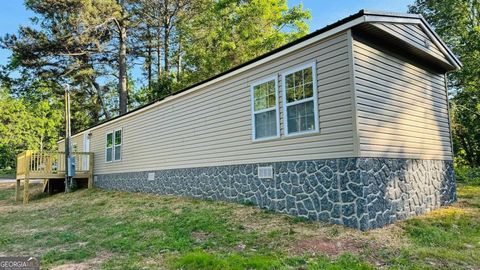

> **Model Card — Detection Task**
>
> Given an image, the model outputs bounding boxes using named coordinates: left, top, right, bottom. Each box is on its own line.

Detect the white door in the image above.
left=82, top=133, right=90, bottom=171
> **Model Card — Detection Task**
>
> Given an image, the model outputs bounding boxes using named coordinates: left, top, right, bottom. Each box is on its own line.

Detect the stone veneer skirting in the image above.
left=94, top=158, right=456, bottom=230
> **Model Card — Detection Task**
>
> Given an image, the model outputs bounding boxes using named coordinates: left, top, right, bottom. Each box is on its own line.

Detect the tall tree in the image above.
left=409, top=0, right=480, bottom=166
left=0, top=0, right=122, bottom=127
left=113, top=0, right=132, bottom=115
left=130, top=0, right=164, bottom=91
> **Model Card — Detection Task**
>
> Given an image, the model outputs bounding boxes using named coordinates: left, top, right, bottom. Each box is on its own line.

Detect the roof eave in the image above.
left=418, top=16, right=462, bottom=70
left=58, top=10, right=461, bottom=143
left=360, top=10, right=461, bottom=70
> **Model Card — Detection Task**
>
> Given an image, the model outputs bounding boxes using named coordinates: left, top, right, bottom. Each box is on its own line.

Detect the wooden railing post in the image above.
left=15, top=151, right=25, bottom=203
left=15, top=153, right=18, bottom=176
left=23, top=150, right=31, bottom=205
left=45, top=154, right=52, bottom=174
left=25, top=150, right=30, bottom=175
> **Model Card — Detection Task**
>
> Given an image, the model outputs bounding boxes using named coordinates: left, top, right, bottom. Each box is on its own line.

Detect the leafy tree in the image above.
left=179, top=0, right=310, bottom=85
left=0, top=87, right=62, bottom=169
left=409, top=0, right=480, bottom=167
left=0, top=89, right=32, bottom=169
left=1, top=0, right=121, bottom=123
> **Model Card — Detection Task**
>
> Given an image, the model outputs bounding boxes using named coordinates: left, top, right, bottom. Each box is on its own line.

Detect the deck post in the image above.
left=15, top=179, right=21, bottom=202
left=48, top=179, right=53, bottom=194
left=23, top=178, right=29, bottom=205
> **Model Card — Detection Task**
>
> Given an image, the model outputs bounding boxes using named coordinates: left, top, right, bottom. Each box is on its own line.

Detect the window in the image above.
left=282, top=62, right=318, bottom=136
left=106, top=129, right=122, bottom=162
left=106, top=133, right=113, bottom=162
left=114, top=129, right=122, bottom=161
left=251, top=76, right=280, bottom=141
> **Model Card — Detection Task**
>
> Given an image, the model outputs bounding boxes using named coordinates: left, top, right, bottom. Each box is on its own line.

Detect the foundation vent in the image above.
left=147, top=172, right=155, bottom=181
left=258, top=166, right=273, bottom=179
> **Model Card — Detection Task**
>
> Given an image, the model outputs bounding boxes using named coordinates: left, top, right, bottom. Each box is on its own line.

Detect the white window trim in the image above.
left=113, top=128, right=122, bottom=161
left=105, top=132, right=113, bottom=163
left=250, top=75, right=280, bottom=142
left=105, top=128, right=123, bottom=163
left=281, top=61, right=319, bottom=137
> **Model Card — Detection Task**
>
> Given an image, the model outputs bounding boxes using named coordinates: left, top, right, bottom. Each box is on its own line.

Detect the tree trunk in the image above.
left=118, top=1, right=128, bottom=115
left=164, top=30, right=169, bottom=73
left=146, top=27, right=153, bottom=90
left=177, top=33, right=182, bottom=80
left=163, top=0, right=170, bottom=73
left=156, top=21, right=162, bottom=79
left=91, top=79, right=111, bottom=119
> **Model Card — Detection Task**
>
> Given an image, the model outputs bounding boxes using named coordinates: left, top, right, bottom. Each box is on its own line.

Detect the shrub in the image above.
left=455, top=165, right=480, bottom=185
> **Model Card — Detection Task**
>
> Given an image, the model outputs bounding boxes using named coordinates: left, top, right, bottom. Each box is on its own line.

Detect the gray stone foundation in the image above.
left=94, top=158, right=455, bottom=230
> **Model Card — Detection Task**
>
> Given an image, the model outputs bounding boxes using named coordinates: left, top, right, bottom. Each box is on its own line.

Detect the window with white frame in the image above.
left=114, top=129, right=122, bottom=161
left=106, top=133, right=113, bottom=162
left=282, top=63, right=318, bottom=135
left=106, top=129, right=122, bottom=162
left=251, top=77, right=279, bottom=140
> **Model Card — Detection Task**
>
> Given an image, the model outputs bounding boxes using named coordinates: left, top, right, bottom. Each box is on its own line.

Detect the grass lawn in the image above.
left=0, top=183, right=478, bottom=270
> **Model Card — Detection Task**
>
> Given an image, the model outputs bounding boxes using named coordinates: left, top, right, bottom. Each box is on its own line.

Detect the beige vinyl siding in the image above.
left=352, top=37, right=452, bottom=160
left=370, top=22, right=448, bottom=64
left=58, top=134, right=84, bottom=152
left=87, top=32, right=355, bottom=174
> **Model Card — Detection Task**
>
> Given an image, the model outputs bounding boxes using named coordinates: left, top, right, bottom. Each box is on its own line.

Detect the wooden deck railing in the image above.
left=16, top=150, right=93, bottom=177
left=16, top=150, right=94, bottom=204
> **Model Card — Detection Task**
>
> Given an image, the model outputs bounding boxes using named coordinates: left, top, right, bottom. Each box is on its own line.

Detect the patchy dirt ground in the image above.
left=51, top=252, right=112, bottom=270
left=0, top=183, right=478, bottom=269
left=289, top=237, right=363, bottom=256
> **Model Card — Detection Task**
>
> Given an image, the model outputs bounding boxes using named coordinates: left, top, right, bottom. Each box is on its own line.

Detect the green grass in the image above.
left=396, top=184, right=480, bottom=269
left=42, top=248, right=95, bottom=265
left=0, top=182, right=478, bottom=269
left=171, top=251, right=283, bottom=270
left=171, top=251, right=373, bottom=270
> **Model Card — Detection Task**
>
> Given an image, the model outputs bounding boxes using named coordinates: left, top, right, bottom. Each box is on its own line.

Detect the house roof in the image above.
left=59, top=9, right=461, bottom=142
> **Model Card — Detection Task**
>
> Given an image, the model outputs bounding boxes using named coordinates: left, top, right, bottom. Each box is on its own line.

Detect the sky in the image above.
left=288, top=0, right=414, bottom=31
left=0, top=0, right=414, bottom=75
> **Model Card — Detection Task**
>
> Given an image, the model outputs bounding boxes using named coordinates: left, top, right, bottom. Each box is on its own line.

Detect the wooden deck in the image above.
left=16, top=150, right=94, bottom=204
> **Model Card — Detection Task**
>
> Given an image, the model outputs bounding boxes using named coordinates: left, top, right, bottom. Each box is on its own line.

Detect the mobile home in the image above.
left=58, top=10, right=461, bottom=230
